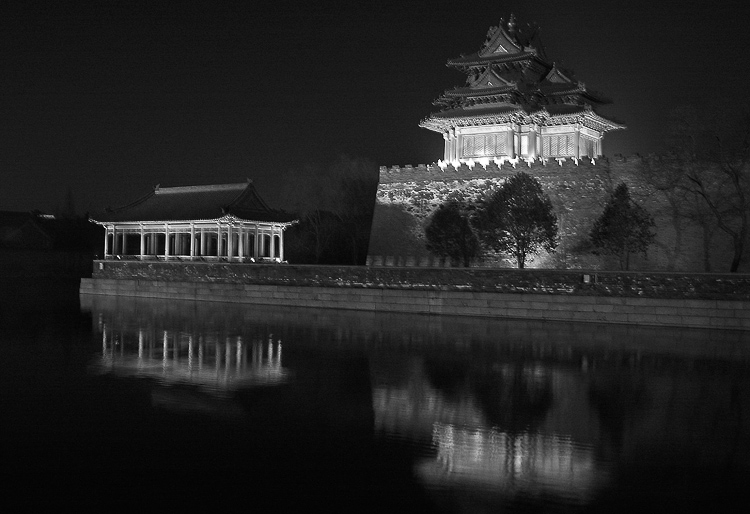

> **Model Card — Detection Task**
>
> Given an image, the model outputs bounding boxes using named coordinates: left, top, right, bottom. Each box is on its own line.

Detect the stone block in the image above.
left=684, top=299, right=717, bottom=309
left=505, top=308, right=530, bottom=318
left=451, top=306, right=481, bottom=316
left=604, top=312, right=630, bottom=323
left=651, top=305, right=680, bottom=316
left=628, top=313, right=659, bottom=324
left=487, top=298, right=511, bottom=309
left=678, top=316, right=710, bottom=327
left=597, top=296, right=627, bottom=305
left=655, top=315, right=685, bottom=326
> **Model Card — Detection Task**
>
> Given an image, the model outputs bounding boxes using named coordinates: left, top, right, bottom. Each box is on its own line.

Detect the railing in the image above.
left=105, top=254, right=283, bottom=263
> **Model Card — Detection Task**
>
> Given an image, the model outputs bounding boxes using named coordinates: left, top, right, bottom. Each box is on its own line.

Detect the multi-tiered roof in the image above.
left=420, top=15, right=623, bottom=162
left=94, top=182, right=294, bottom=224
left=91, top=181, right=296, bottom=263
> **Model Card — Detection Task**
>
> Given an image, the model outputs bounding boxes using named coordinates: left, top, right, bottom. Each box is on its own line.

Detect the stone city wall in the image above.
left=81, top=261, right=750, bottom=330
left=368, top=156, right=744, bottom=272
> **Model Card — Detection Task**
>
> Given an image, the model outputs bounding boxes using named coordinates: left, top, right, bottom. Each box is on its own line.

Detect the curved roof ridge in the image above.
left=478, top=16, right=523, bottom=57
left=155, top=183, right=248, bottom=195
left=91, top=180, right=296, bottom=224
left=227, top=182, right=272, bottom=212
left=103, top=189, right=156, bottom=213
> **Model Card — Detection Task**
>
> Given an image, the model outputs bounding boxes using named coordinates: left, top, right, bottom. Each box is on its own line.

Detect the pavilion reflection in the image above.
left=91, top=313, right=288, bottom=413
left=80, top=294, right=749, bottom=508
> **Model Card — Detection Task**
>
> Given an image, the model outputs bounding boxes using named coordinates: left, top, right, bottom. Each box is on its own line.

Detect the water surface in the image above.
left=2, top=286, right=749, bottom=512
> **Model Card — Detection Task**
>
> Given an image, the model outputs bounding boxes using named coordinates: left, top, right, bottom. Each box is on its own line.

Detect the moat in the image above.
left=2, top=279, right=749, bottom=512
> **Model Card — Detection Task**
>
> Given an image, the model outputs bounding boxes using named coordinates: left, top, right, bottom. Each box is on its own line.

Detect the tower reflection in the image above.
left=371, top=357, right=607, bottom=503
left=79, top=294, right=750, bottom=512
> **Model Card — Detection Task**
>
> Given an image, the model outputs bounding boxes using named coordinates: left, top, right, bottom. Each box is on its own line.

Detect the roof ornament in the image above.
left=507, top=14, right=517, bottom=33
left=483, top=25, right=497, bottom=49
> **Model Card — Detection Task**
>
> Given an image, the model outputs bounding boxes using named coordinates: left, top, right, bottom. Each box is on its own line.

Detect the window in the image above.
left=461, top=134, right=508, bottom=158
left=542, top=134, right=574, bottom=157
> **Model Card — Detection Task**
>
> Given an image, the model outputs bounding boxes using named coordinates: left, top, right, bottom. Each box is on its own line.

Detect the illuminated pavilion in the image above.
left=91, top=181, right=296, bottom=262
left=420, top=14, right=624, bottom=165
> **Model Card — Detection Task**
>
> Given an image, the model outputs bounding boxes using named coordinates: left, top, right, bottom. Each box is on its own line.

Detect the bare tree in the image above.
left=278, top=155, right=378, bottom=264
left=658, top=107, right=750, bottom=272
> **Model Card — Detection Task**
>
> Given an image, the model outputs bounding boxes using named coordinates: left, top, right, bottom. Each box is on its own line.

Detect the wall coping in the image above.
left=91, top=261, right=750, bottom=301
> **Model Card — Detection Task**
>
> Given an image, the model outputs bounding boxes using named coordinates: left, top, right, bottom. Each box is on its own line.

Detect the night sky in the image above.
left=1, top=0, right=747, bottom=214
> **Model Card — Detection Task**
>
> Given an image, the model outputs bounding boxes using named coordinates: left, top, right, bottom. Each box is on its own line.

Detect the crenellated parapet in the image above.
left=368, top=154, right=676, bottom=269
left=378, top=156, right=611, bottom=184
left=369, top=151, right=733, bottom=271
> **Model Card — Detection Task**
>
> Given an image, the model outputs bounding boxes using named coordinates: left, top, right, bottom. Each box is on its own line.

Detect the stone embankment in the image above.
left=80, top=261, right=750, bottom=331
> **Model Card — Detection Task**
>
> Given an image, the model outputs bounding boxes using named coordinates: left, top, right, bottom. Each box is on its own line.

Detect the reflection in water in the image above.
left=90, top=304, right=289, bottom=416
left=371, top=358, right=606, bottom=504
left=70, top=294, right=750, bottom=512
left=94, top=321, right=287, bottom=391
left=424, top=425, right=597, bottom=501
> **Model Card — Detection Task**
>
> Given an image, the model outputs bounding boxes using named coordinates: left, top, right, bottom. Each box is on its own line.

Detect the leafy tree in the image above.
left=424, top=201, right=480, bottom=267
left=590, top=183, right=655, bottom=270
left=473, top=172, right=558, bottom=268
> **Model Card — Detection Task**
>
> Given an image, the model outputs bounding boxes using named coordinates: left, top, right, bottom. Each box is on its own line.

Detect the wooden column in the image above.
left=227, top=225, right=233, bottom=260
left=164, top=224, right=170, bottom=260
left=190, top=223, right=195, bottom=259
left=254, top=225, right=260, bottom=259
left=238, top=225, right=245, bottom=261
left=528, top=128, right=537, bottom=159
left=217, top=223, right=222, bottom=257
left=515, top=124, right=522, bottom=157
left=104, top=226, right=111, bottom=257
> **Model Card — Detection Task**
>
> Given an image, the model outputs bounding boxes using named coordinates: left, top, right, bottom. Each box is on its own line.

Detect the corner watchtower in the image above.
left=420, top=14, right=624, bottom=166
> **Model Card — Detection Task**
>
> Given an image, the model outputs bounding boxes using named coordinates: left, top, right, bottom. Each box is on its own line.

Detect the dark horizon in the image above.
left=1, top=1, right=747, bottom=214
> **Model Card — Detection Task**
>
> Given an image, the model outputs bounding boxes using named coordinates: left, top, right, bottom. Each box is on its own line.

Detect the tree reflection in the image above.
left=472, top=364, right=553, bottom=432
left=588, top=372, right=650, bottom=450
left=424, top=358, right=554, bottom=433
left=76, top=295, right=750, bottom=511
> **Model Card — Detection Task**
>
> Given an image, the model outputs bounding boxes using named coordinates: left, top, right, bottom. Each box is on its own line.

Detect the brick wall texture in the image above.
left=368, top=156, right=749, bottom=272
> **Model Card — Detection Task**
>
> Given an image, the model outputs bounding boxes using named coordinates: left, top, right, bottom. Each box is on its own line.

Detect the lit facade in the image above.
left=91, top=181, right=296, bottom=262
left=420, top=14, right=624, bottom=166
